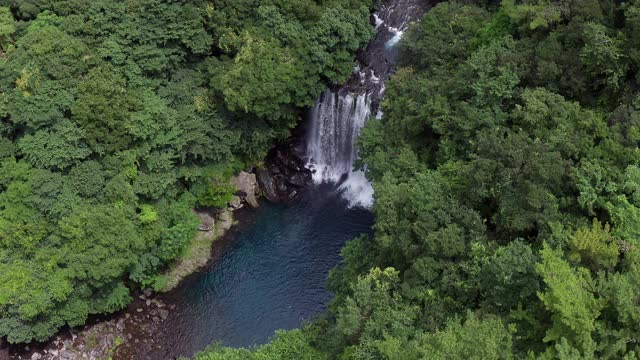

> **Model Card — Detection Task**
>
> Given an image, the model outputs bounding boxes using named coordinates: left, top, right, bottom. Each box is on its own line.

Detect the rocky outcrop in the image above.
left=216, top=209, right=233, bottom=231
left=4, top=158, right=309, bottom=360
left=229, top=171, right=259, bottom=208
left=161, top=169, right=261, bottom=294
left=257, top=145, right=312, bottom=203
left=4, top=295, right=178, bottom=360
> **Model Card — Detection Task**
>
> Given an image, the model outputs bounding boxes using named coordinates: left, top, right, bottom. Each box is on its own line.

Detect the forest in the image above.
left=3, top=0, right=640, bottom=359
left=0, top=0, right=374, bottom=344
left=193, top=0, right=640, bottom=359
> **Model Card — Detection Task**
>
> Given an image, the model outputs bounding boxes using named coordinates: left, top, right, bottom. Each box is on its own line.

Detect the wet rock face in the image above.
left=343, top=0, right=432, bottom=109
left=257, top=144, right=312, bottom=204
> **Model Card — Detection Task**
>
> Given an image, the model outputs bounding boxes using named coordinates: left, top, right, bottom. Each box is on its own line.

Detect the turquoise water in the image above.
left=149, top=185, right=373, bottom=358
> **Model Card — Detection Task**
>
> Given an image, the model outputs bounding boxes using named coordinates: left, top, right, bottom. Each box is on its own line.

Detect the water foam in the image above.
left=306, top=91, right=374, bottom=208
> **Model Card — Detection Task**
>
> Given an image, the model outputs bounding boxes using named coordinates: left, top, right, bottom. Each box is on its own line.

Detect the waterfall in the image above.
left=305, top=0, right=428, bottom=208
left=306, top=91, right=374, bottom=208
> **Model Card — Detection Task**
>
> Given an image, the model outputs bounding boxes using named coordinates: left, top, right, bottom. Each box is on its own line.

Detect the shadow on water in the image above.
left=145, top=184, right=373, bottom=359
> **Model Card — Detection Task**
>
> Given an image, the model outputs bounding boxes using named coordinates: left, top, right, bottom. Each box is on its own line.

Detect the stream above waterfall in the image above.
left=305, top=0, right=428, bottom=208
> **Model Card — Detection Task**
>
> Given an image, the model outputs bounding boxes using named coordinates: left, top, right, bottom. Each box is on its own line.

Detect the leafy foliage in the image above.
left=0, top=0, right=374, bottom=343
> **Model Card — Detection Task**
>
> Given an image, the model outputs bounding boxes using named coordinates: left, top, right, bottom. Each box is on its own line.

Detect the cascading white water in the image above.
left=305, top=0, right=427, bottom=208
left=306, top=90, right=374, bottom=208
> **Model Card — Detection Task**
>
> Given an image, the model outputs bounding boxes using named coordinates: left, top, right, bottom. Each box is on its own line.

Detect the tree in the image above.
left=536, top=245, right=604, bottom=356
left=580, top=22, right=627, bottom=91
left=0, top=6, right=15, bottom=51
left=568, top=220, right=619, bottom=271
left=409, top=312, right=515, bottom=360
left=217, top=35, right=312, bottom=120
left=480, top=240, right=540, bottom=312
left=71, top=65, right=138, bottom=153
left=17, top=120, right=92, bottom=170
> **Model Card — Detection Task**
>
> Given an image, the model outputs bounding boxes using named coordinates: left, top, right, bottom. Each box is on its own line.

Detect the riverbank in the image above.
left=1, top=203, right=262, bottom=360
left=0, top=170, right=262, bottom=360
left=112, top=204, right=262, bottom=360
left=3, top=185, right=374, bottom=360
left=162, top=208, right=235, bottom=293
left=162, top=170, right=260, bottom=292
left=1, top=137, right=313, bottom=359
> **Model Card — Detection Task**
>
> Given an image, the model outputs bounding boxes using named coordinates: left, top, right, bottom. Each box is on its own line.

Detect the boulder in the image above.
left=237, top=172, right=259, bottom=208
left=256, top=145, right=312, bottom=204
left=229, top=195, right=243, bottom=210
left=217, top=210, right=231, bottom=222
left=194, top=209, right=215, bottom=231
left=158, top=309, right=169, bottom=320
left=287, top=173, right=307, bottom=187
left=60, top=350, right=75, bottom=359
left=217, top=210, right=233, bottom=230
left=116, top=319, right=125, bottom=332
left=257, top=168, right=279, bottom=203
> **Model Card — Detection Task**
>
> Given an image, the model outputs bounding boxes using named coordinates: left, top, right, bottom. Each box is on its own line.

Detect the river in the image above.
left=137, top=185, right=373, bottom=358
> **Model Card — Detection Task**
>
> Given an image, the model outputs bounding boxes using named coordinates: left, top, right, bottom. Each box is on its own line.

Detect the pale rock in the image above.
left=116, top=319, right=125, bottom=332
left=231, top=171, right=259, bottom=208
left=158, top=309, right=169, bottom=320
left=217, top=210, right=233, bottom=230
left=229, top=195, right=243, bottom=210
left=59, top=350, right=74, bottom=359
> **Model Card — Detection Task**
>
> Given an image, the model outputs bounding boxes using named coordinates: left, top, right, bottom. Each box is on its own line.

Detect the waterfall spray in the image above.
left=306, top=91, right=374, bottom=208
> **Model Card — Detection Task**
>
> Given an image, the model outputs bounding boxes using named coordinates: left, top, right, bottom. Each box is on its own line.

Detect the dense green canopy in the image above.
left=196, top=0, right=640, bottom=358
left=0, top=0, right=374, bottom=343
